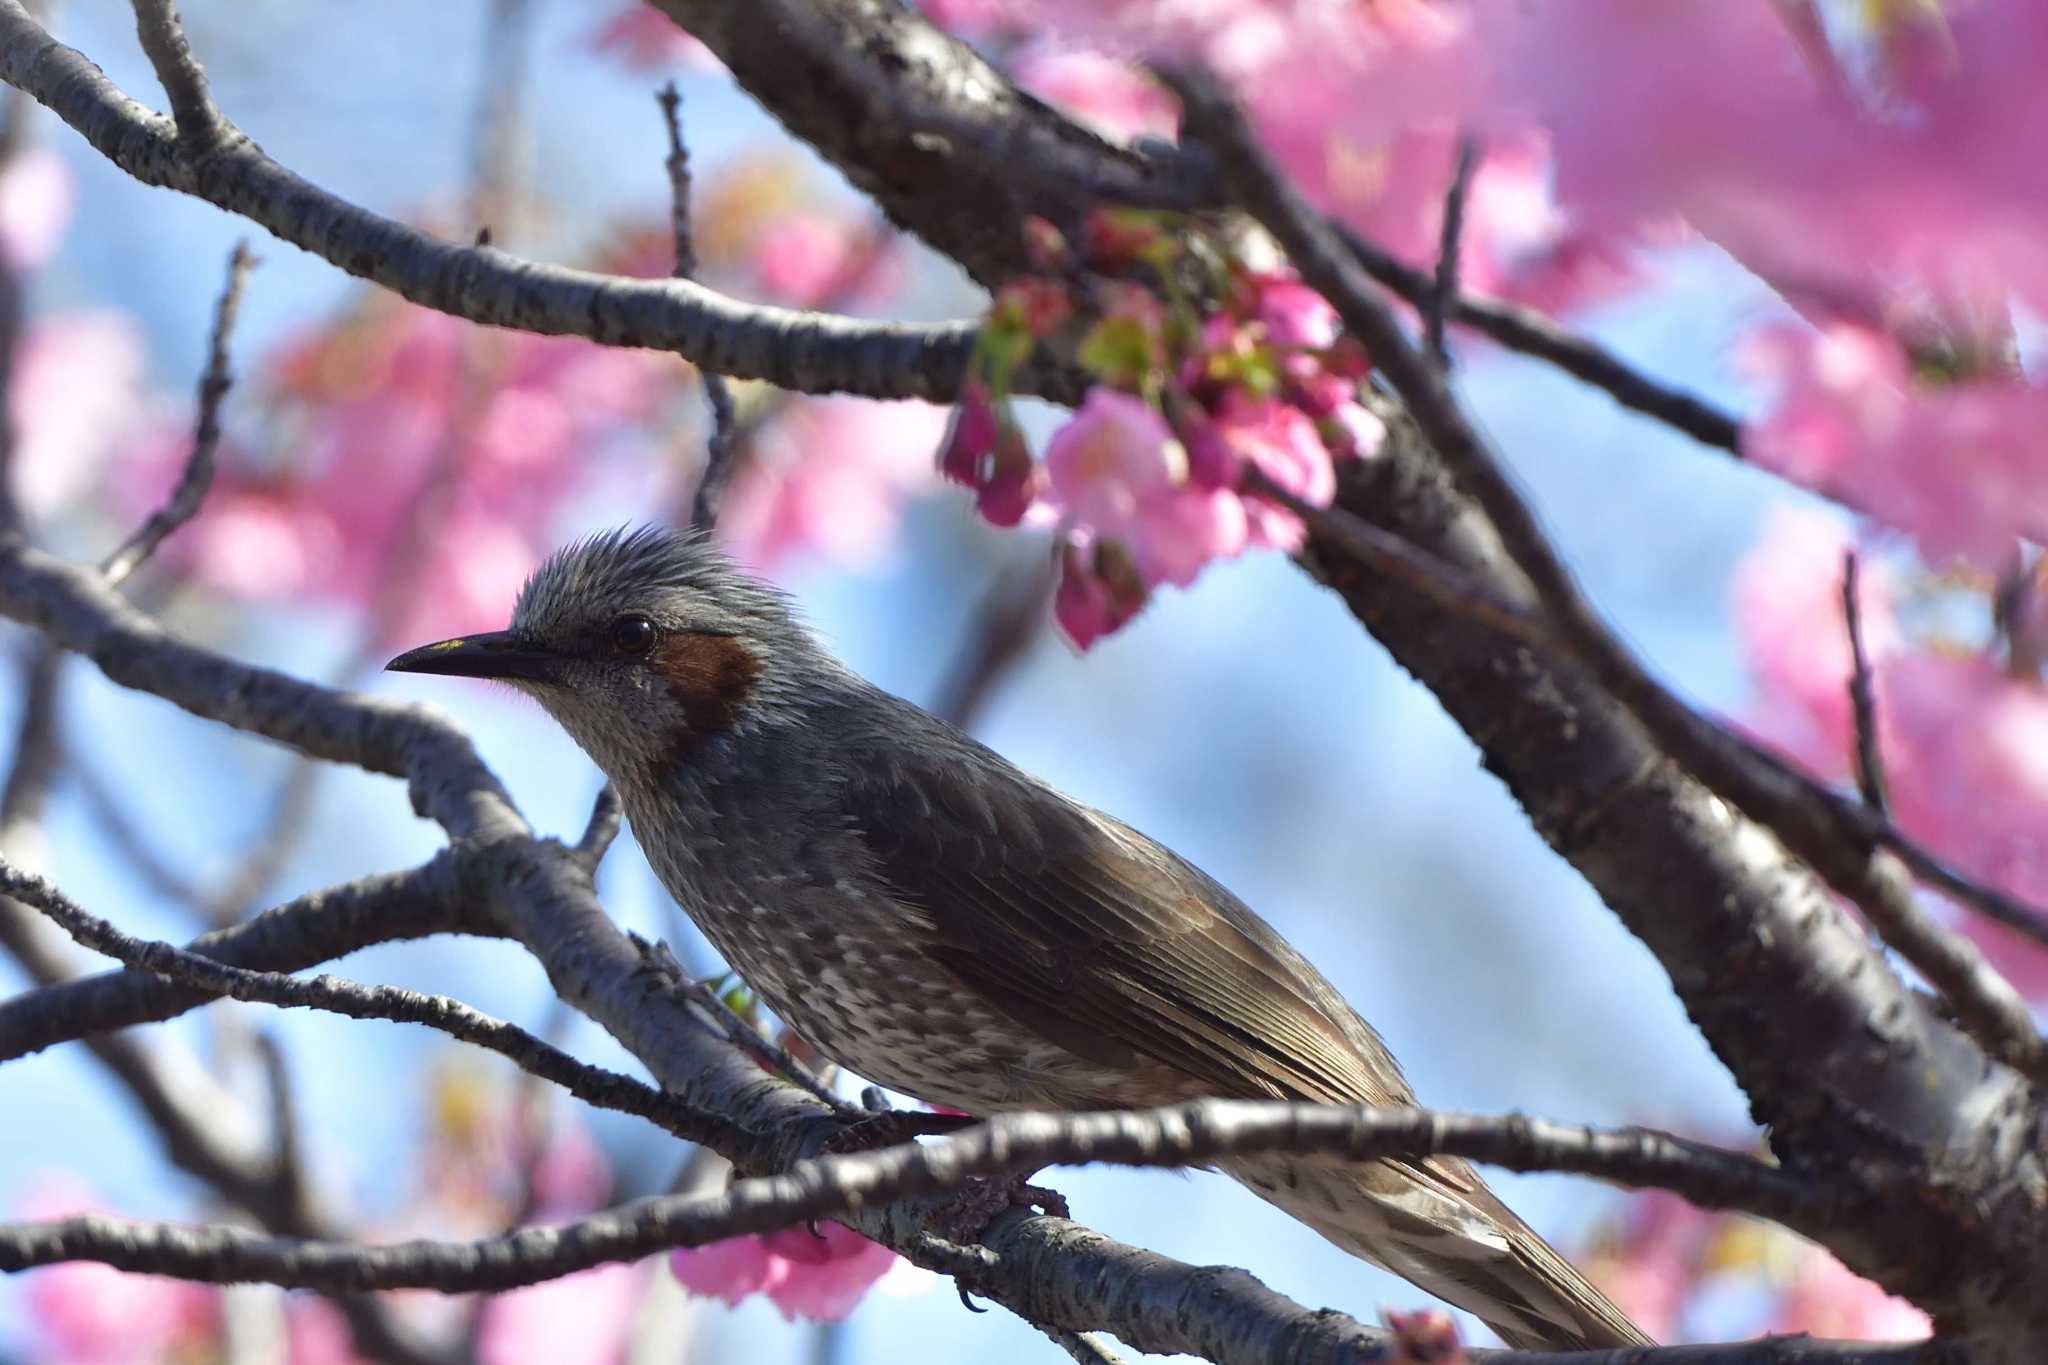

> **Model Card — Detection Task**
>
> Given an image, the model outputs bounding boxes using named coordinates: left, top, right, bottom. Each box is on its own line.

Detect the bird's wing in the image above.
left=840, top=733, right=1421, bottom=1114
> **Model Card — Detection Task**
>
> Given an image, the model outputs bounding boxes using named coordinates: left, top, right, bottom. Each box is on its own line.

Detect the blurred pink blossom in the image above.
left=1729, top=503, right=1897, bottom=777
left=1774, top=1247, right=1931, bottom=1341
left=1740, top=318, right=2048, bottom=569
left=1054, top=533, right=1145, bottom=650
left=669, top=1222, right=898, bottom=1322
left=1011, top=46, right=1178, bottom=144
left=747, top=214, right=902, bottom=307
left=0, top=146, right=74, bottom=270
left=11, top=311, right=147, bottom=520
left=719, top=396, right=948, bottom=573
left=16, top=1176, right=219, bottom=1365
left=588, top=5, right=723, bottom=72
left=1731, top=504, right=2048, bottom=1000
left=1476, top=0, right=2048, bottom=324
left=1210, top=391, right=1335, bottom=552
left=123, top=299, right=677, bottom=640
left=476, top=1263, right=645, bottom=1365
left=1381, top=1306, right=1467, bottom=1363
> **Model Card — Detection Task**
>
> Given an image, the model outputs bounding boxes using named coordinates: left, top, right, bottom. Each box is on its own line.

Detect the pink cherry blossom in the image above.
left=1209, top=391, right=1336, bottom=552
left=1249, top=274, right=1340, bottom=350
left=1042, top=389, right=1247, bottom=588
left=1011, top=45, right=1178, bottom=145
left=588, top=5, right=723, bottom=72
left=1475, top=0, right=2048, bottom=324
left=669, top=1223, right=899, bottom=1322
left=1054, top=533, right=1146, bottom=650
left=10, top=311, right=147, bottom=520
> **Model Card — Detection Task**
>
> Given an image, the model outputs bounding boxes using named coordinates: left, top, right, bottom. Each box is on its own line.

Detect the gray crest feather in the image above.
left=512, top=526, right=797, bottom=638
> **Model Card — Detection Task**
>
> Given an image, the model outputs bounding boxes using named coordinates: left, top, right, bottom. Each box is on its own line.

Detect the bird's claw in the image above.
left=923, top=1174, right=1071, bottom=1246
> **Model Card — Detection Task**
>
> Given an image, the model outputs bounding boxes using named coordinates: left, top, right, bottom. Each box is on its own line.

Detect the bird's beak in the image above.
left=385, top=630, right=563, bottom=685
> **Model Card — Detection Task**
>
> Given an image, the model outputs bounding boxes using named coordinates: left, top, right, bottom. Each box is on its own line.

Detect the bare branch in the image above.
left=1841, top=553, right=1889, bottom=816
left=0, top=3, right=1082, bottom=404
left=101, top=239, right=253, bottom=585
left=126, top=0, right=224, bottom=148
left=0, top=858, right=737, bottom=1145
left=0, top=1101, right=1832, bottom=1293
left=655, top=82, right=737, bottom=530
left=575, top=783, right=623, bottom=867
left=1327, top=218, right=1744, bottom=454
left=646, top=0, right=1215, bottom=284
left=0, top=853, right=492, bottom=1061
left=1427, top=135, right=1479, bottom=366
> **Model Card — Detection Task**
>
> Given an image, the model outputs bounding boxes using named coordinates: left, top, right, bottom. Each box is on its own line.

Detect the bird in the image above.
left=386, top=526, right=1650, bottom=1351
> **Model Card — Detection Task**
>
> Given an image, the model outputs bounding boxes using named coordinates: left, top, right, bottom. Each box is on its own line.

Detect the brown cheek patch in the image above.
left=650, top=633, right=762, bottom=765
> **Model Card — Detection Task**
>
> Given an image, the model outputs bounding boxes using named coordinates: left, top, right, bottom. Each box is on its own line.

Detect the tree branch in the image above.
left=0, top=851, right=491, bottom=1060
left=0, top=1101, right=1832, bottom=1292
left=645, top=0, right=1215, bottom=284
left=0, top=858, right=738, bottom=1145
left=0, top=2, right=1082, bottom=404
left=126, top=0, right=224, bottom=149
left=655, top=82, right=737, bottom=530
left=100, top=239, right=252, bottom=585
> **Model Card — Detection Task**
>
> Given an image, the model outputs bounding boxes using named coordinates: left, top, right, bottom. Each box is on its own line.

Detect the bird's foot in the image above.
left=923, top=1173, right=1071, bottom=1246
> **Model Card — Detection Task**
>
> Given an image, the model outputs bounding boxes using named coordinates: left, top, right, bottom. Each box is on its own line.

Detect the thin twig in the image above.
left=101, top=240, right=254, bottom=586
left=0, top=1102, right=1829, bottom=1293
left=1842, top=552, right=1889, bottom=817
left=0, top=851, right=497, bottom=1062
left=126, top=0, right=225, bottom=148
left=1330, top=218, right=1742, bottom=454
left=1427, top=135, right=1478, bottom=367
left=657, top=82, right=738, bottom=530
left=0, top=858, right=739, bottom=1147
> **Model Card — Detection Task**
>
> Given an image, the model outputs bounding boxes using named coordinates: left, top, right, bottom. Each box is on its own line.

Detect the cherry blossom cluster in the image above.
left=939, top=211, right=1382, bottom=646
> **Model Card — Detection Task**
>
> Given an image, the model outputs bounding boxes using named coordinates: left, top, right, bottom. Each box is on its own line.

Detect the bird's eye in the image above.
left=608, top=614, right=657, bottom=656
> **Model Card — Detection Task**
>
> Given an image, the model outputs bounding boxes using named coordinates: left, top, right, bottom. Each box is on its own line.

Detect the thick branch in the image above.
left=647, top=0, right=1214, bottom=284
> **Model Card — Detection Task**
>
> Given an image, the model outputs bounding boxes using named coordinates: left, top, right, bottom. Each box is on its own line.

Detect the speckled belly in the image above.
left=666, top=878, right=1107, bottom=1114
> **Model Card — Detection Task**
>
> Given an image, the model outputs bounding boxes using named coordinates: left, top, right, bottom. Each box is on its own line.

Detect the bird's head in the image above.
left=386, top=527, right=811, bottom=785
